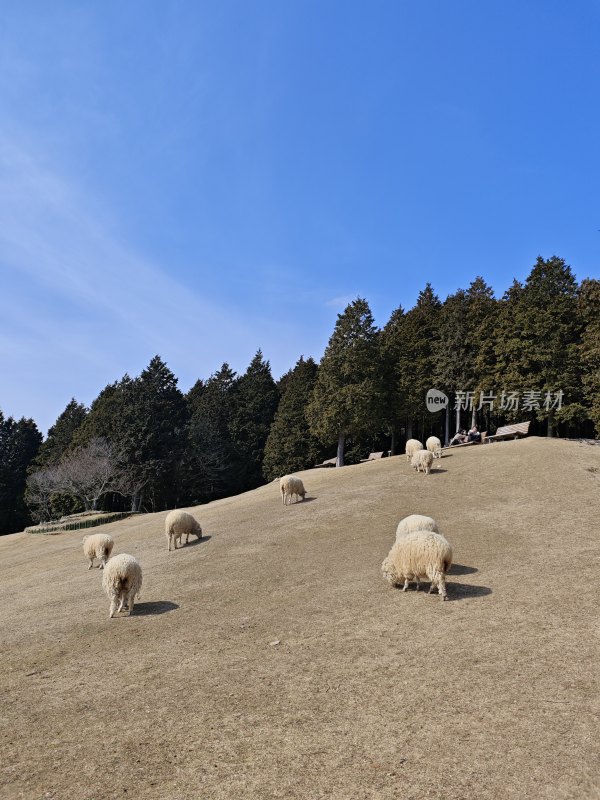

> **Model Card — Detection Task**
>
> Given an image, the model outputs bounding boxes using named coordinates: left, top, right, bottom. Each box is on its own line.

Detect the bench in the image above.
left=313, top=457, right=337, bottom=468
left=360, top=451, right=386, bottom=463
left=444, top=431, right=487, bottom=449
left=486, top=421, right=531, bottom=442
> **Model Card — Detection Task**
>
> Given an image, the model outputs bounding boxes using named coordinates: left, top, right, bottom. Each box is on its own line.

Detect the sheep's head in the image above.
left=381, top=557, right=398, bottom=586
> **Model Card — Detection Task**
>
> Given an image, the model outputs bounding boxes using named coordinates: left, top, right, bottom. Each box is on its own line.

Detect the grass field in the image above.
left=1, top=437, right=599, bottom=799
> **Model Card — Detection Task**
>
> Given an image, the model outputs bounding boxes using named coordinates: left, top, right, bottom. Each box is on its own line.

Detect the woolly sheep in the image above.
left=102, top=553, right=142, bottom=617
left=411, top=449, right=434, bottom=475
left=382, top=530, right=453, bottom=600
left=279, top=475, right=307, bottom=505
left=426, top=436, right=443, bottom=459
left=165, top=510, right=203, bottom=552
left=82, top=533, right=114, bottom=570
left=395, top=514, right=439, bottom=540
left=405, top=439, right=424, bottom=462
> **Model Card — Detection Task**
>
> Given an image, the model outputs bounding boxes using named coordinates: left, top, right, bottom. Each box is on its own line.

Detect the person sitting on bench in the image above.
left=468, top=425, right=481, bottom=443
left=450, top=430, right=469, bottom=446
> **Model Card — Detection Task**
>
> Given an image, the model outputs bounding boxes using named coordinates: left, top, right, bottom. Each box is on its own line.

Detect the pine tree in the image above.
left=35, top=399, right=88, bottom=468
left=0, top=413, right=42, bottom=535
left=181, top=365, right=240, bottom=502
left=380, top=306, right=408, bottom=453
left=433, top=289, right=470, bottom=439
left=230, top=351, right=279, bottom=489
left=495, top=257, right=581, bottom=435
left=306, top=298, right=385, bottom=466
left=398, top=285, right=442, bottom=442
left=262, top=356, right=325, bottom=479
left=579, top=278, right=600, bottom=436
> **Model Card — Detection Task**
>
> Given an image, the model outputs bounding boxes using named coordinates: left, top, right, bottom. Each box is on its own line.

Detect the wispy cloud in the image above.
left=324, top=293, right=358, bottom=310
left=0, top=133, right=259, bottom=430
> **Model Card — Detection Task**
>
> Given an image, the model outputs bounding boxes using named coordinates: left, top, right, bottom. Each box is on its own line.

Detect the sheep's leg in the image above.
left=402, top=579, right=409, bottom=591
left=438, top=575, right=448, bottom=600
left=127, top=591, right=135, bottom=616
left=117, top=592, right=126, bottom=614
left=88, top=558, right=94, bottom=570
left=414, top=577, right=421, bottom=591
left=109, top=592, right=119, bottom=618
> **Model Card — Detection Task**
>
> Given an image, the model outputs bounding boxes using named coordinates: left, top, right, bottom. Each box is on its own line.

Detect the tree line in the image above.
left=1, top=256, right=598, bottom=535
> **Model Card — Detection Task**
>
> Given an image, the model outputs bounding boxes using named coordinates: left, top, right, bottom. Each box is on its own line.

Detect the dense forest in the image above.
left=1, top=257, right=599, bottom=535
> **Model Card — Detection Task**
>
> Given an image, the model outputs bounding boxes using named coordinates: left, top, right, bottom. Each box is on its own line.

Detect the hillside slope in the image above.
left=1, top=438, right=599, bottom=800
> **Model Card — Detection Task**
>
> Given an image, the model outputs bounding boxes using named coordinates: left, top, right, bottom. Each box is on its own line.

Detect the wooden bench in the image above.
left=359, top=451, right=386, bottom=463
left=444, top=431, right=487, bottom=449
left=313, top=457, right=337, bottom=468
left=486, top=421, right=531, bottom=442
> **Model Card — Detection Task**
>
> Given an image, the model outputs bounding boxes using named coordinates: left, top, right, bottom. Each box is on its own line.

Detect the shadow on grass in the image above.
left=183, top=534, right=212, bottom=548
left=448, top=563, right=478, bottom=576
left=134, top=601, right=179, bottom=616
left=447, top=582, right=491, bottom=601
left=283, top=497, right=317, bottom=504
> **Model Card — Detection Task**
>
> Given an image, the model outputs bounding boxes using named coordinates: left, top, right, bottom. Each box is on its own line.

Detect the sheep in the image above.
left=382, top=530, right=453, bottom=600
left=82, top=533, right=114, bottom=570
left=426, top=436, right=443, bottom=459
left=411, top=449, right=434, bottom=475
left=405, top=439, right=424, bottom=462
left=396, top=514, right=439, bottom=540
left=164, top=510, right=203, bottom=552
left=279, top=475, right=307, bottom=505
left=102, top=554, right=142, bottom=617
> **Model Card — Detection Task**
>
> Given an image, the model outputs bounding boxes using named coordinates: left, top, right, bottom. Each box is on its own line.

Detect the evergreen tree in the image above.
left=0, top=413, right=42, bottom=535
left=433, top=289, right=470, bottom=439
left=230, top=350, right=278, bottom=488
left=380, top=306, right=408, bottom=453
left=579, top=278, right=600, bottom=436
left=495, top=257, right=581, bottom=435
left=181, top=365, right=240, bottom=502
left=35, top=399, right=88, bottom=468
left=396, top=285, right=442, bottom=442
left=306, top=298, right=385, bottom=466
left=262, top=356, right=325, bottom=479
left=73, top=358, right=188, bottom=511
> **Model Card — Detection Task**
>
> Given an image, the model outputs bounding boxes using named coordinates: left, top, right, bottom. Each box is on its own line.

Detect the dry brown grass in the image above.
left=1, top=437, right=599, bottom=799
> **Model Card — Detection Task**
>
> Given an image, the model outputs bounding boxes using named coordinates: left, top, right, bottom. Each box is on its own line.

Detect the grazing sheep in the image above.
left=165, top=510, right=203, bottom=552
left=396, top=514, right=439, bottom=540
left=411, top=449, right=434, bottom=475
left=405, top=439, right=424, bottom=462
left=102, top=554, right=142, bottom=617
left=279, top=475, right=307, bottom=505
left=426, top=436, right=443, bottom=459
left=382, top=530, right=453, bottom=600
left=82, top=533, right=114, bottom=570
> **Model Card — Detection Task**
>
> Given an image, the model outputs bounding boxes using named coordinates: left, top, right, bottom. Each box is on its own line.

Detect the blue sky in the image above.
left=2, top=1, right=599, bottom=433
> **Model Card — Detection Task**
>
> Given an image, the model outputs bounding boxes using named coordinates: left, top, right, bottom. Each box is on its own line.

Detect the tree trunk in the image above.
left=547, top=411, right=555, bottom=438
left=406, top=421, right=413, bottom=440
left=455, top=402, right=461, bottom=435
left=390, top=430, right=396, bottom=456
left=471, top=407, right=477, bottom=427
left=444, top=405, right=450, bottom=446
left=336, top=433, right=345, bottom=467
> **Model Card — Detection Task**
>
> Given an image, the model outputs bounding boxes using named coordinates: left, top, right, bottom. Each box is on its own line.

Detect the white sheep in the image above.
left=411, top=449, right=434, bottom=475
left=382, top=530, right=453, bottom=600
left=396, top=514, right=439, bottom=540
left=426, top=436, right=443, bottom=459
left=164, top=510, right=203, bottom=552
left=102, top=554, right=142, bottom=617
left=279, top=475, right=307, bottom=505
left=82, top=533, right=114, bottom=570
left=405, top=439, right=424, bottom=462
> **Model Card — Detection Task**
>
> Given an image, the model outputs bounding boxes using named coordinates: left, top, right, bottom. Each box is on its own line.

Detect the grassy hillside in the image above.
left=1, top=438, right=599, bottom=799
